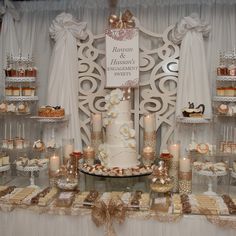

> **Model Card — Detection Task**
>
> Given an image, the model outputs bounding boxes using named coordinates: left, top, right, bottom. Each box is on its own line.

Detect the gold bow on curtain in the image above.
left=108, top=10, right=135, bottom=29
left=91, top=199, right=126, bottom=236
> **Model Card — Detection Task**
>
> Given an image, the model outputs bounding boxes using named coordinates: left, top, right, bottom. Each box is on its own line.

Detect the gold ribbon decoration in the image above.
left=92, top=199, right=126, bottom=236
left=108, top=10, right=135, bottom=29
left=91, top=131, right=103, bottom=140
left=179, top=171, right=192, bottom=180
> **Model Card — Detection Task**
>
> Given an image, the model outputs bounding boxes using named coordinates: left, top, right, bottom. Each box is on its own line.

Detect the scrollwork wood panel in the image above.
left=77, top=20, right=179, bottom=152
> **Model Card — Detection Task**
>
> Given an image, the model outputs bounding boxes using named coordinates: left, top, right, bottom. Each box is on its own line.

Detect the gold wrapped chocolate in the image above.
left=108, top=10, right=135, bottom=29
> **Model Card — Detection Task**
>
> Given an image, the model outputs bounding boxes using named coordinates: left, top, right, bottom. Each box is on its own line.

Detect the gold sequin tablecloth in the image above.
left=0, top=204, right=236, bottom=236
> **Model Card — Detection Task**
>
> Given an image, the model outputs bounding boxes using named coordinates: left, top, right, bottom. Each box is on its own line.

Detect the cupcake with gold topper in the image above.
left=17, top=102, right=29, bottom=114
left=0, top=101, right=7, bottom=113
left=33, top=140, right=45, bottom=152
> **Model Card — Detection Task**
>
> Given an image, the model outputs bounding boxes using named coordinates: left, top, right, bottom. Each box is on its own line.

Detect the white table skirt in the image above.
left=0, top=209, right=235, bottom=236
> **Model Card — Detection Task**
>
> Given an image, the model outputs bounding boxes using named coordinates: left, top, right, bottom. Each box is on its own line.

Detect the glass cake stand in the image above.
left=79, top=168, right=152, bottom=178
left=195, top=170, right=228, bottom=195
left=78, top=159, right=153, bottom=178
left=16, top=164, right=48, bottom=187
left=78, top=160, right=154, bottom=192
left=0, top=165, right=10, bottom=173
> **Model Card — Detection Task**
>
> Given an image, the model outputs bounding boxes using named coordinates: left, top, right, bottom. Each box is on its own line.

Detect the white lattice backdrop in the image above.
left=78, top=19, right=179, bottom=153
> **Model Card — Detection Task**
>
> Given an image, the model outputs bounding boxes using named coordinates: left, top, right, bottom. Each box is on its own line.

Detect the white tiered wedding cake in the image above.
left=98, top=89, right=139, bottom=168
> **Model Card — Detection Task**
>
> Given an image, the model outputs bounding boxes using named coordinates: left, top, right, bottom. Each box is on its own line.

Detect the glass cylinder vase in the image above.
left=62, top=138, right=74, bottom=165
left=91, top=113, right=103, bottom=156
left=179, top=155, right=192, bottom=194
left=83, top=146, right=95, bottom=165
left=168, top=142, right=180, bottom=192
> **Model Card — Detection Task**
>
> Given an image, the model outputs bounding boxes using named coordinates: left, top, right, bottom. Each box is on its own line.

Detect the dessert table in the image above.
left=0, top=209, right=235, bottom=236
left=0, top=171, right=235, bottom=236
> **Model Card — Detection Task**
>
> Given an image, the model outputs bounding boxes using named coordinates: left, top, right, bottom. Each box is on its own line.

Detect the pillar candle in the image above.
left=143, top=146, right=154, bottom=159
left=50, top=155, right=60, bottom=172
left=22, top=123, right=25, bottom=139
left=144, top=114, right=156, bottom=132
left=83, top=146, right=95, bottom=159
left=91, top=113, right=102, bottom=132
left=64, top=144, right=74, bottom=158
left=4, top=123, right=7, bottom=139
left=180, top=157, right=191, bottom=172
left=169, top=144, right=180, bottom=162
left=9, top=123, right=12, bottom=139
left=143, top=146, right=154, bottom=154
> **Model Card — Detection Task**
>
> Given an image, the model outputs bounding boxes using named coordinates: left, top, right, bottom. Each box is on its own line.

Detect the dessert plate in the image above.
left=79, top=161, right=154, bottom=178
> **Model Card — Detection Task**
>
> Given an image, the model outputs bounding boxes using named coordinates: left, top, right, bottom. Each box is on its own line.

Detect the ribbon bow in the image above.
left=49, top=12, right=88, bottom=42
left=92, top=199, right=126, bottom=236
left=0, top=0, right=20, bottom=21
left=108, top=10, right=135, bottom=29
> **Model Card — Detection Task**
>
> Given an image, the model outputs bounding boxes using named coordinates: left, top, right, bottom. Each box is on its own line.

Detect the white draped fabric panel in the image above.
left=0, top=0, right=235, bottom=148
left=0, top=210, right=235, bottom=236
left=1, top=0, right=234, bottom=107
left=47, top=13, right=88, bottom=150
left=171, top=14, right=212, bottom=119
left=0, top=0, right=19, bottom=97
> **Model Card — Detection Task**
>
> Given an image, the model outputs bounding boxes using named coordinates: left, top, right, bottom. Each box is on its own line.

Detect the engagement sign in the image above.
left=105, top=28, right=139, bottom=88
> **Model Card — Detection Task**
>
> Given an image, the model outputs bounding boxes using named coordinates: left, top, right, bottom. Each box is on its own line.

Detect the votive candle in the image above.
left=50, top=154, right=60, bottom=172
left=83, top=146, right=95, bottom=159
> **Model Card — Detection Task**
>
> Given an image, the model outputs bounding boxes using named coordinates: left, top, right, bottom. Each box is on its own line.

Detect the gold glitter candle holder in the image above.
left=83, top=146, right=95, bottom=165
left=179, top=171, right=192, bottom=194
left=144, top=131, right=157, bottom=155
left=91, top=113, right=103, bottom=157
left=91, top=131, right=103, bottom=157
left=168, top=142, right=180, bottom=192
left=169, top=160, right=179, bottom=192
left=142, top=146, right=155, bottom=166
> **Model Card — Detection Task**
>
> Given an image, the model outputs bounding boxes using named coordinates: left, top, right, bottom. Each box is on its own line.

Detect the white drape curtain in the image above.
left=46, top=13, right=87, bottom=151
left=171, top=13, right=212, bottom=119
left=1, top=0, right=236, bottom=150
left=0, top=0, right=20, bottom=97
left=1, top=0, right=235, bottom=104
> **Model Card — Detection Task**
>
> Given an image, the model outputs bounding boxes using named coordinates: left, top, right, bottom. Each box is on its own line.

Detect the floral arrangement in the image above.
left=149, top=161, right=174, bottom=193
left=103, top=89, right=124, bottom=126
left=119, top=123, right=136, bottom=149
left=150, top=161, right=172, bottom=185
left=98, top=144, right=109, bottom=166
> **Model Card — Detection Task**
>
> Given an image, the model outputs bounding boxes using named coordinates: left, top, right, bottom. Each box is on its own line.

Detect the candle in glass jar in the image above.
left=180, top=157, right=191, bottom=172
left=50, top=154, right=60, bottom=172
left=83, top=146, right=95, bottom=159
left=91, top=113, right=102, bottom=132
left=143, top=146, right=154, bottom=159
left=168, top=143, right=180, bottom=161
left=144, top=114, right=155, bottom=132
left=4, top=123, right=7, bottom=139
left=64, top=144, right=74, bottom=158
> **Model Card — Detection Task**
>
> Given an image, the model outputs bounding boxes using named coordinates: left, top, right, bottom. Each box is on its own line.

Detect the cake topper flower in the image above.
left=98, top=144, right=109, bottom=166
left=107, top=109, right=117, bottom=118
left=110, top=88, right=124, bottom=100
left=103, top=117, right=111, bottom=126
left=105, top=89, right=123, bottom=106
left=104, top=89, right=124, bottom=125
left=120, top=124, right=135, bottom=139
left=127, top=139, right=136, bottom=148
left=119, top=124, right=136, bottom=148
